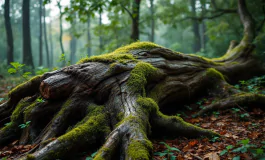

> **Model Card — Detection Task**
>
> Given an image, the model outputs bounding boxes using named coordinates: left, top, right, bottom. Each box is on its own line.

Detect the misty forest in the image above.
left=1, top=0, right=265, bottom=159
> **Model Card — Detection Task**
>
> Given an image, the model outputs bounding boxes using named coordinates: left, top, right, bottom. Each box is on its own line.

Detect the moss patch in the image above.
left=127, top=62, right=157, bottom=94
left=206, top=68, right=225, bottom=81
left=77, top=41, right=162, bottom=64
left=58, top=106, right=110, bottom=143
left=127, top=139, right=153, bottom=160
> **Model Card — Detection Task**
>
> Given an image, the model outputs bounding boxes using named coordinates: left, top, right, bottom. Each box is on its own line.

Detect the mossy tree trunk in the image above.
left=1, top=0, right=265, bottom=159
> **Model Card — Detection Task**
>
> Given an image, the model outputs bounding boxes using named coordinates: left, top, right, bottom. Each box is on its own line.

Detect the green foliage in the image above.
left=36, top=97, right=45, bottom=103
left=19, top=121, right=31, bottom=129
left=36, top=67, right=49, bottom=75
left=7, top=62, right=32, bottom=80
left=210, top=136, right=220, bottom=142
left=221, top=139, right=265, bottom=159
left=85, top=151, right=97, bottom=160
left=154, top=142, right=180, bottom=159
left=4, top=122, right=13, bottom=127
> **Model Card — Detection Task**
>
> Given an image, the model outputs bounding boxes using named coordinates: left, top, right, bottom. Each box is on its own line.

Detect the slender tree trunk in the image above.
left=38, top=0, right=43, bottom=66
left=99, top=11, right=103, bottom=51
left=70, top=20, right=77, bottom=64
left=22, top=0, right=34, bottom=70
left=87, top=16, right=91, bottom=57
left=4, top=0, right=14, bottom=65
left=150, top=0, right=155, bottom=42
left=191, top=0, right=201, bottom=52
left=49, top=20, right=54, bottom=67
left=130, top=0, right=141, bottom=41
left=43, top=6, right=50, bottom=68
left=57, top=2, right=65, bottom=66
left=201, top=1, right=208, bottom=52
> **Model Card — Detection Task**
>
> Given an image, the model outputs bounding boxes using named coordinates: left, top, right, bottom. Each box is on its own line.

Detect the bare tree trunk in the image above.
left=22, top=0, right=34, bottom=70
left=150, top=0, right=155, bottom=42
left=4, top=0, right=14, bottom=65
left=38, top=0, right=43, bottom=66
left=57, top=1, right=65, bottom=66
left=70, top=19, right=77, bottom=64
left=43, top=5, right=50, bottom=68
left=87, top=16, right=91, bottom=57
left=49, top=20, right=54, bottom=67
left=191, top=0, right=201, bottom=52
left=130, top=0, right=141, bottom=41
left=99, top=11, right=103, bottom=51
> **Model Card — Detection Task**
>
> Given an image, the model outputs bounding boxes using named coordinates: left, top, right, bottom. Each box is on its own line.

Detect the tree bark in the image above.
left=130, top=0, right=141, bottom=41
left=22, top=0, right=34, bottom=70
left=1, top=0, right=265, bottom=159
left=49, top=20, right=54, bottom=67
left=87, top=16, right=92, bottom=57
left=191, top=0, right=201, bottom=52
left=99, top=11, right=103, bottom=51
left=57, top=2, right=65, bottom=66
left=38, top=0, right=43, bottom=66
left=150, top=0, right=155, bottom=42
left=43, top=5, right=50, bottom=68
left=4, top=0, right=14, bottom=65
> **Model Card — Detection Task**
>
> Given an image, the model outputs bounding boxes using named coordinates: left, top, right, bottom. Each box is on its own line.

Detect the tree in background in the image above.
left=57, top=1, right=65, bottom=66
left=4, top=0, right=14, bottom=65
left=22, top=0, right=34, bottom=70
left=38, top=0, right=43, bottom=66
left=43, top=4, right=50, bottom=67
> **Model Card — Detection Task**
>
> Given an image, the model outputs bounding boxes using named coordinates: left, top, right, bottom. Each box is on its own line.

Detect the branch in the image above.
left=238, top=0, right=255, bottom=44
left=120, top=3, right=133, bottom=19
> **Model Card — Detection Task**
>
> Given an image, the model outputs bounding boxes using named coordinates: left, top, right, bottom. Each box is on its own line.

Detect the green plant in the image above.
left=220, top=145, right=234, bottom=156
left=240, top=113, right=249, bottom=120
left=1, top=157, right=8, bottom=160
left=37, top=98, right=45, bottom=103
left=7, top=62, right=31, bottom=80
left=154, top=142, right=180, bottom=160
left=5, top=122, right=12, bottom=127
left=85, top=151, right=97, bottom=160
left=19, top=121, right=31, bottom=129
left=210, top=136, right=220, bottom=142
left=232, top=108, right=240, bottom=114
left=212, top=111, right=220, bottom=117
left=36, top=66, right=49, bottom=75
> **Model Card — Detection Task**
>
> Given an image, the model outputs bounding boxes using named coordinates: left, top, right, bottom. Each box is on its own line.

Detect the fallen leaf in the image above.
left=203, top=152, right=220, bottom=160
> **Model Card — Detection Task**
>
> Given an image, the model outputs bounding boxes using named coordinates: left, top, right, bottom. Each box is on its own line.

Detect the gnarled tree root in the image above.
left=196, top=93, right=265, bottom=116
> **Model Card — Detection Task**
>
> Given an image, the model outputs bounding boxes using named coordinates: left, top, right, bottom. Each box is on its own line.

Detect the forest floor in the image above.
left=0, top=76, right=265, bottom=160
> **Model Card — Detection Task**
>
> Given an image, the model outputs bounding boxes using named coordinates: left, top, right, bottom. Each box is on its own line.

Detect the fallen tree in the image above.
left=1, top=0, right=265, bottom=159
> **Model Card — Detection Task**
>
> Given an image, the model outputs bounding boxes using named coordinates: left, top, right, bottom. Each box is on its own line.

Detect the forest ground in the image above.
left=0, top=76, right=265, bottom=160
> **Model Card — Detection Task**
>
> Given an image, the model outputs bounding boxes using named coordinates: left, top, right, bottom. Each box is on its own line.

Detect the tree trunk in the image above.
left=49, top=20, right=54, bottom=67
left=4, top=0, right=14, bottom=65
left=87, top=16, right=92, bottom=57
left=1, top=0, right=265, bottom=159
left=38, top=0, right=43, bottom=66
left=191, top=0, right=201, bottom=52
left=130, top=0, right=141, bottom=41
left=43, top=5, right=50, bottom=68
left=57, top=2, right=65, bottom=66
left=22, top=0, right=34, bottom=70
left=70, top=23, right=77, bottom=64
left=150, top=0, right=155, bottom=42
left=99, top=11, right=103, bottom=51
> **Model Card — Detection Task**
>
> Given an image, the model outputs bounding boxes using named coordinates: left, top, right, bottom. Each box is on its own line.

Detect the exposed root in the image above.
left=196, top=93, right=265, bottom=116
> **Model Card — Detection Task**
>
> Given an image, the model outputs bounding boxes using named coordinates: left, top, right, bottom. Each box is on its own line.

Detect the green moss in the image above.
left=205, top=68, right=225, bottom=80
left=11, top=101, right=30, bottom=122
left=58, top=106, right=110, bottom=143
left=26, top=154, right=36, bottom=160
left=117, top=112, right=125, bottom=121
left=127, top=139, right=153, bottom=160
left=77, top=53, right=136, bottom=64
left=23, top=102, right=37, bottom=120
left=8, top=75, right=41, bottom=97
left=94, top=147, right=110, bottom=160
left=77, top=41, right=162, bottom=64
left=127, top=62, right=157, bottom=94
left=137, top=97, right=158, bottom=113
